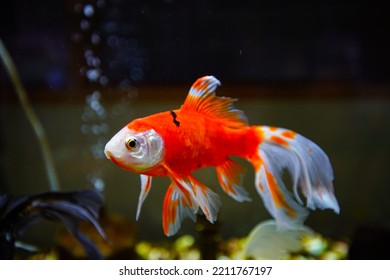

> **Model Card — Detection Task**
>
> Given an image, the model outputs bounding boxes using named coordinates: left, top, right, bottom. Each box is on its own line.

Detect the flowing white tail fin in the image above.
left=251, top=126, right=339, bottom=229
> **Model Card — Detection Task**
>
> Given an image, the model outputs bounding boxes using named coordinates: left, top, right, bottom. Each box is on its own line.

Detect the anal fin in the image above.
left=188, top=175, right=221, bottom=223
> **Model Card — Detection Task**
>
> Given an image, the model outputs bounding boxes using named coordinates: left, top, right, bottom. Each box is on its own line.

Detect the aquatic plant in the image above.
left=0, top=189, right=106, bottom=259
left=0, top=37, right=107, bottom=259
left=0, top=38, right=60, bottom=192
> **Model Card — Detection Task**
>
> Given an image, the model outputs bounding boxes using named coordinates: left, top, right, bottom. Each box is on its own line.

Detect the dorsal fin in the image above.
left=181, top=76, right=248, bottom=128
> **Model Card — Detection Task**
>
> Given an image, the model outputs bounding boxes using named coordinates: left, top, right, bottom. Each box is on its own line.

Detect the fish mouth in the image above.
left=104, top=150, right=123, bottom=167
left=104, top=150, right=112, bottom=160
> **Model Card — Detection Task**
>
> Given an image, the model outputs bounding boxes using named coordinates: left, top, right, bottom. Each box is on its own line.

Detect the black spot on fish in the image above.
left=170, top=110, right=180, bottom=127
left=197, top=163, right=202, bottom=168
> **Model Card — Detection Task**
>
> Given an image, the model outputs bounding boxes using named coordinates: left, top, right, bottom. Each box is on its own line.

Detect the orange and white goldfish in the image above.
left=104, top=76, right=339, bottom=236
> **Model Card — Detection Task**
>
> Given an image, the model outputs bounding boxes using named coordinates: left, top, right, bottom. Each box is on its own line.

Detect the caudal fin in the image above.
left=251, top=126, right=339, bottom=229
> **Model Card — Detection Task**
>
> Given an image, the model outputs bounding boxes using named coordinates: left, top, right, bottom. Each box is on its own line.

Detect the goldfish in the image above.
left=104, top=76, right=339, bottom=236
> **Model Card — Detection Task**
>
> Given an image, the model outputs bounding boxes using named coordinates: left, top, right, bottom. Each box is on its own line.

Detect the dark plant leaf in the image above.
left=0, top=189, right=106, bottom=259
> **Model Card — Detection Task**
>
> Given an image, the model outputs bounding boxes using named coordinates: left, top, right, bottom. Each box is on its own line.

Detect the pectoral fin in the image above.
left=136, top=175, right=152, bottom=220
left=162, top=178, right=197, bottom=236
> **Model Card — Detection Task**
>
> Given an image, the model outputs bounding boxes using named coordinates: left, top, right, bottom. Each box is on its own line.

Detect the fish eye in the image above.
left=125, top=138, right=138, bottom=150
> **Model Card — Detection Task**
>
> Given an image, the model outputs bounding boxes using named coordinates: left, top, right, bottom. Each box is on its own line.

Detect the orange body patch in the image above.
left=270, top=135, right=289, bottom=147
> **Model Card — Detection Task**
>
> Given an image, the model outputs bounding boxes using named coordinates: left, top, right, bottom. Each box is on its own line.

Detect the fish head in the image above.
left=104, top=126, right=164, bottom=173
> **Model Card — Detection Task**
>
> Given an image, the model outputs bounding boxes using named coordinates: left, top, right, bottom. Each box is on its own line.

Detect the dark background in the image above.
left=1, top=0, right=388, bottom=88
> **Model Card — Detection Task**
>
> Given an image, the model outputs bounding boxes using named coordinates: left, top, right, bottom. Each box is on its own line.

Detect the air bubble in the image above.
left=90, top=100, right=101, bottom=111
left=107, top=35, right=119, bottom=47
left=91, top=124, right=100, bottom=135
left=99, top=76, right=109, bottom=85
left=87, top=56, right=101, bottom=67
left=93, top=177, right=105, bottom=192
left=119, top=79, right=131, bottom=90
left=81, top=124, right=90, bottom=134
left=80, top=19, right=90, bottom=31
left=83, top=4, right=95, bottom=17
left=91, top=90, right=101, bottom=100
left=86, top=69, right=101, bottom=81
left=104, top=22, right=118, bottom=33
left=91, top=33, right=101, bottom=45
left=96, top=0, right=105, bottom=9
left=81, top=112, right=90, bottom=122
left=84, top=49, right=93, bottom=58
left=96, top=108, right=106, bottom=118
left=130, top=67, right=144, bottom=81
left=91, top=144, right=105, bottom=159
